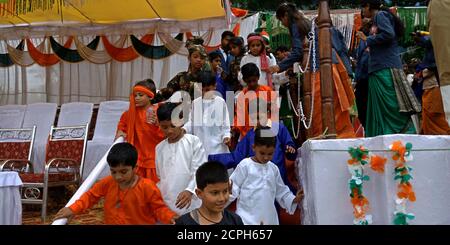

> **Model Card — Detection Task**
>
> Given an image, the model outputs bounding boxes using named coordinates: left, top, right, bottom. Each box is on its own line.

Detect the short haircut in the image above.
left=254, top=126, right=277, bottom=148
left=198, top=71, right=216, bottom=87
left=157, top=102, right=181, bottom=122
left=241, top=62, right=260, bottom=80
left=229, top=36, right=244, bottom=46
left=196, top=161, right=229, bottom=190
left=107, top=142, right=138, bottom=168
left=221, top=31, right=235, bottom=40
left=135, top=78, right=157, bottom=94
left=275, top=46, right=289, bottom=53
left=208, top=51, right=222, bottom=62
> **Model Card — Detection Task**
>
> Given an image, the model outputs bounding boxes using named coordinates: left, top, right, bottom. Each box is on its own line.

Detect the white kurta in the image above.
left=229, top=158, right=297, bottom=225
left=183, top=96, right=231, bottom=157
left=239, top=53, right=277, bottom=87
left=155, top=134, right=207, bottom=215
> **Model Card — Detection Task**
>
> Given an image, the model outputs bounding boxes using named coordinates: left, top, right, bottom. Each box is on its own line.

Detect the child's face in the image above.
left=249, top=40, right=263, bottom=56
left=252, top=144, right=275, bottom=164
left=202, top=84, right=216, bottom=98
left=230, top=44, right=241, bottom=57
left=196, top=182, right=230, bottom=214
left=211, top=57, right=221, bottom=72
left=244, top=75, right=259, bottom=90
left=159, top=120, right=183, bottom=142
left=134, top=92, right=151, bottom=107
left=189, top=52, right=206, bottom=71
left=110, top=164, right=135, bottom=187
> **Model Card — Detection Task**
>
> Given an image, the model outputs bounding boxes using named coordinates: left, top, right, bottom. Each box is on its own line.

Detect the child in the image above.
left=116, top=79, right=165, bottom=183
left=227, top=127, right=302, bottom=225
left=239, top=33, right=277, bottom=88
left=175, top=161, right=244, bottom=225
left=53, top=143, right=178, bottom=225
left=208, top=51, right=227, bottom=99
left=235, top=62, right=274, bottom=139
left=227, top=36, right=246, bottom=93
left=155, top=102, right=207, bottom=215
left=183, top=71, right=231, bottom=158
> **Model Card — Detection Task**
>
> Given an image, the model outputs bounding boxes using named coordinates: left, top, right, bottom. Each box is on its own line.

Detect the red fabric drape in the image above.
left=101, top=34, right=153, bottom=62
left=26, top=37, right=73, bottom=66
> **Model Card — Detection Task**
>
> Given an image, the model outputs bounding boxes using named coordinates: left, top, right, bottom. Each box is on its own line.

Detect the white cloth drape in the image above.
left=0, top=172, right=22, bottom=225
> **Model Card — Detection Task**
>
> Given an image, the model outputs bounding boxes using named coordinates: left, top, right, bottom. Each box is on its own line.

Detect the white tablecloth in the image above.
left=0, top=171, right=23, bottom=225
left=298, top=134, right=450, bottom=225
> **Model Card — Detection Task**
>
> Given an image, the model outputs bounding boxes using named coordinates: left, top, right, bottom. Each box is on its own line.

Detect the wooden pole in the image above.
left=317, top=0, right=336, bottom=138
left=301, top=38, right=312, bottom=140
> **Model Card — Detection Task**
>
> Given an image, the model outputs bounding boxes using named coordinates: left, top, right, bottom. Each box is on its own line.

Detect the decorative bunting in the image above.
left=0, top=40, right=24, bottom=67
left=50, top=36, right=99, bottom=63
left=26, top=37, right=73, bottom=66
left=101, top=34, right=153, bottom=62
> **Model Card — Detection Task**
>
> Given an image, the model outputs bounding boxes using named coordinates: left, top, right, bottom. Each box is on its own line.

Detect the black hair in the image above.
left=196, top=161, right=229, bottom=190
left=361, top=0, right=405, bottom=38
left=241, top=62, right=260, bottom=80
left=198, top=71, right=216, bottom=87
left=276, top=2, right=311, bottom=38
left=254, top=126, right=276, bottom=148
left=157, top=102, right=181, bottom=122
left=221, top=31, right=235, bottom=40
left=229, top=36, right=246, bottom=56
left=275, top=45, right=289, bottom=53
left=107, top=142, right=138, bottom=168
left=208, top=51, right=222, bottom=62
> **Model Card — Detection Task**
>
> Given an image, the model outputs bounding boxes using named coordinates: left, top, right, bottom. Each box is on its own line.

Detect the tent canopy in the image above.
left=0, top=0, right=229, bottom=39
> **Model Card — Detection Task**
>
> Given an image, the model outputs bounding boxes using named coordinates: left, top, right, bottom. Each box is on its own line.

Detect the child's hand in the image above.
left=175, top=190, right=193, bottom=209
left=53, top=207, right=74, bottom=222
left=356, top=31, right=367, bottom=41
left=269, top=65, right=280, bottom=74
left=170, top=214, right=180, bottom=225
left=285, top=145, right=296, bottom=154
left=228, top=179, right=233, bottom=195
left=115, top=130, right=127, bottom=140
left=293, top=188, right=304, bottom=204
left=223, top=137, right=231, bottom=146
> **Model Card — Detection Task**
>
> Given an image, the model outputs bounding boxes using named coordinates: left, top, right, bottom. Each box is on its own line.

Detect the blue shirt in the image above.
left=366, top=11, right=403, bottom=73
left=416, top=36, right=436, bottom=70
left=278, top=23, right=305, bottom=72
left=355, top=39, right=370, bottom=81
left=208, top=122, right=297, bottom=192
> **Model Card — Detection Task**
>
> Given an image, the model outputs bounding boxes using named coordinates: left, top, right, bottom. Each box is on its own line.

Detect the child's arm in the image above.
left=208, top=132, right=250, bottom=169
left=115, top=111, right=128, bottom=140
left=279, top=123, right=297, bottom=160
left=228, top=162, right=247, bottom=204
left=221, top=99, right=231, bottom=146
left=273, top=167, right=298, bottom=214
left=146, top=181, right=179, bottom=224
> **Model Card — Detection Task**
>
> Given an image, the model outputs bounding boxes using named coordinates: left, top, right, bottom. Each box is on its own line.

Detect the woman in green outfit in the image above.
left=357, top=0, right=420, bottom=137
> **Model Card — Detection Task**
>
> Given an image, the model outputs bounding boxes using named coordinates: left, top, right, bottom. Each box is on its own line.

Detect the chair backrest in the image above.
left=22, top=103, right=57, bottom=145
left=45, top=124, right=89, bottom=178
left=0, top=105, right=27, bottom=129
left=0, top=126, right=36, bottom=162
left=92, top=100, right=129, bottom=142
left=57, top=102, right=94, bottom=127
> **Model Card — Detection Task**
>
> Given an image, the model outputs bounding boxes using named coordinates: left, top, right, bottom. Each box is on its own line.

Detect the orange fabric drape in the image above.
left=101, top=34, right=154, bottom=62
left=231, top=7, right=248, bottom=18
left=26, top=37, right=73, bottom=66
left=421, top=87, right=450, bottom=135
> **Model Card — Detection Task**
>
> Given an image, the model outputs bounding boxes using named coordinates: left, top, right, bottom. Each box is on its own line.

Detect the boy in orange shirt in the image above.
left=53, top=142, right=178, bottom=225
left=116, top=79, right=165, bottom=182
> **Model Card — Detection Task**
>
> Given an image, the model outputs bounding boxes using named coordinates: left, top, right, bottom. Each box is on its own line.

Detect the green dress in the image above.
left=365, top=69, right=416, bottom=137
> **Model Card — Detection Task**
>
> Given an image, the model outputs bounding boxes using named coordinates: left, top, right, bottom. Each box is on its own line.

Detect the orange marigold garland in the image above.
left=389, top=141, right=416, bottom=225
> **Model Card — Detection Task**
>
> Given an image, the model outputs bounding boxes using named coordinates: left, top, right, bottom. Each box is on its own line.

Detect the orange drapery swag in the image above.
left=101, top=34, right=154, bottom=62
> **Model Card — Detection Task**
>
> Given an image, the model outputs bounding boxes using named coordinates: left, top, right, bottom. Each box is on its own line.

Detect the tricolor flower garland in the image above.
left=347, top=141, right=416, bottom=225
left=389, top=141, right=416, bottom=225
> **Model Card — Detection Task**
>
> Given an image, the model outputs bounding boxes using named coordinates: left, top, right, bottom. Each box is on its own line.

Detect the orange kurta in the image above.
left=117, top=105, right=165, bottom=182
left=311, top=60, right=356, bottom=139
left=421, top=87, right=450, bottom=135
left=234, top=85, right=275, bottom=139
left=69, top=176, right=176, bottom=224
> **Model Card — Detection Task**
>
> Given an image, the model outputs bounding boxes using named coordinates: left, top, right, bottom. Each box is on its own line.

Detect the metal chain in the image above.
left=289, top=17, right=317, bottom=135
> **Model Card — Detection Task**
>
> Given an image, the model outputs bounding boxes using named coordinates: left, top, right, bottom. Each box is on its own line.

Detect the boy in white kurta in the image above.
left=183, top=71, right=231, bottom=157
left=156, top=102, right=207, bottom=215
left=229, top=127, right=303, bottom=225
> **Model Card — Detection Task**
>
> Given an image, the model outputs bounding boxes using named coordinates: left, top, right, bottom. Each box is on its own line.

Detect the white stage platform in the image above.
left=298, top=134, right=450, bottom=225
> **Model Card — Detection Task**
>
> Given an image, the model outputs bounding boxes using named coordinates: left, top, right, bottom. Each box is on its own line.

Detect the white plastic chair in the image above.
left=84, top=101, right=129, bottom=180
left=57, top=102, right=94, bottom=127
left=0, top=105, right=27, bottom=129
left=22, top=103, right=57, bottom=173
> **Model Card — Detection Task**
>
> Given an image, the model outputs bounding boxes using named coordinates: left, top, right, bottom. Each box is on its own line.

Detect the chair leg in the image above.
left=41, top=186, right=48, bottom=223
